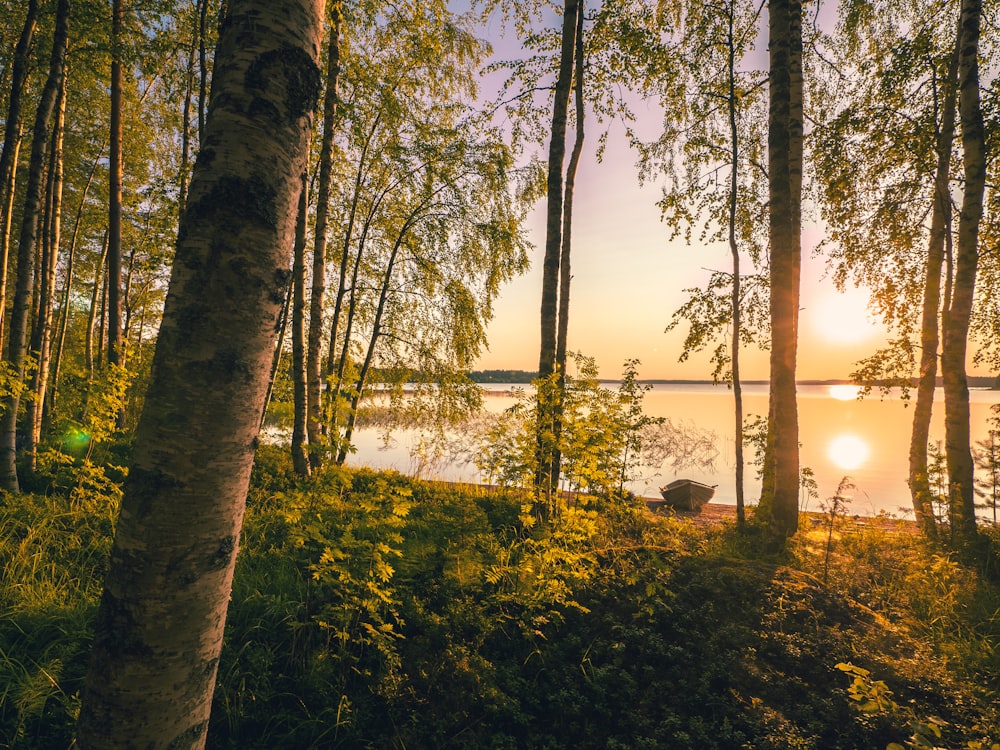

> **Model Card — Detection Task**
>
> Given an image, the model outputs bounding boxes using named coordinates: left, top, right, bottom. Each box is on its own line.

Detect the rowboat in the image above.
left=656, top=479, right=717, bottom=512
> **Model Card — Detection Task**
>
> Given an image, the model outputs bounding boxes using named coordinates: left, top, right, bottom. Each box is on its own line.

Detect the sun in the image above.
left=828, top=434, right=870, bottom=471
left=807, top=286, right=882, bottom=345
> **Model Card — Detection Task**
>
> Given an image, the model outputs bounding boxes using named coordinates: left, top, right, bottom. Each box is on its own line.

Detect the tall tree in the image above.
left=25, top=77, right=67, bottom=475
left=198, top=0, right=210, bottom=139
left=909, top=25, right=960, bottom=540
left=724, top=0, right=749, bottom=527
left=107, top=0, right=125, bottom=367
left=0, top=0, right=71, bottom=492
left=550, top=0, right=586, bottom=490
left=291, top=171, right=311, bottom=476
left=307, top=2, right=342, bottom=467
left=809, top=1, right=988, bottom=541
left=644, top=0, right=768, bottom=529
left=942, top=0, right=986, bottom=543
left=536, top=0, right=580, bottom=499
left=75, top=0, right=323, bottom=744
left=322, top=2, right=531, bottom=462
left=761, top=0, right=803, bottom=540
left=50, top=144, right=104, bottom=416
left=178, top=0, right=199, bottom=211
left=0, top=0, right=39, bottom=345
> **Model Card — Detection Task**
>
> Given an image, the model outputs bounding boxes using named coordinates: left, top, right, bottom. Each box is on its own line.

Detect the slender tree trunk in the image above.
left=75, top=0, right=322, bottom=744
left=942, top=0, right=986, bottom=544
left=336, top=220, right=413, bottom=465
left=551, top=0, right=585, bottom=491
left=97, top=272, right=107, bottom=368
left=325, top=114, right=380, bottom=425
left=291, top=172, right=310, bottom=476
left=261, top=279, right=292, bottom=431
left=331, top=197, right=384, bottom=441
left=26, top=78, right=66, bottom=476
left=308, top=5, right=341, bottom=466
left=86, top=231, right=109, bottom=377
left=761, top=0, right=802, bottom=540
left=0, top=135, right=21, bottom=343
left=198, top=0, right=210, bottom=142
left=107, top=0, right=124, bottom=367
left=726, top=2, right=746, bottom=528
left=0, top=0, right=38, bottom=346
left=910, top=30, right=960, bottom=541
left=0, top=0, right=70, bottom=492
left=536, top=0, right=580, bottom=499
left=179, top=1, right=199, bottom=212
left=51, top=144, right=102, bottom=418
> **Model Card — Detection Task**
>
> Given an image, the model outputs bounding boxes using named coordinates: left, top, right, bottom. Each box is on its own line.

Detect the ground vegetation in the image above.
left=2, top=447, right=998, bottom=748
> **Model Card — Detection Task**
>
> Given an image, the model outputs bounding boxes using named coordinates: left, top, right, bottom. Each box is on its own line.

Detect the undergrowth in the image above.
left=1, top=444, right=998, bottom=749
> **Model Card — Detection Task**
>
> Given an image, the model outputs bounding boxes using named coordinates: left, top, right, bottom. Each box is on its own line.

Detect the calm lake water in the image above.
left=348, top=382, right=1000, bottom=519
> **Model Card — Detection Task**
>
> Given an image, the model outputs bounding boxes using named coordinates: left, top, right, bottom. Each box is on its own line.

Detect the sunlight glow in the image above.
left=828, top=434, right=870, bottom=470
left=807, top=286, right=882, bottom=345
left=828, top=384, right=862, bottom=401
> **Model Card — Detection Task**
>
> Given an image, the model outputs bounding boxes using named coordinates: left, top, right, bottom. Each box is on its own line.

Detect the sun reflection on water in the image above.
left=828, top=434, right=869, bottom=470
left=828, top=384, right=863, bottom=401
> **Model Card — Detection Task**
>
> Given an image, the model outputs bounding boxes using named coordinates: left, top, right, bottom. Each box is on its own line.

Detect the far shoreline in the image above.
left=469, top=370, right=1000, bottom=389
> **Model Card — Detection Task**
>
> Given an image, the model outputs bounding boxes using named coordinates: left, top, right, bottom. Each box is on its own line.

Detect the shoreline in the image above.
left=423, top=480, right=920, bottom=530
left=655, top=501, right=919, bottom=533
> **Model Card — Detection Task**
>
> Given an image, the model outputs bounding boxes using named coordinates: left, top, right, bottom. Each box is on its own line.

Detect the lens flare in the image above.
left=63, top=428, right=91, bottom=452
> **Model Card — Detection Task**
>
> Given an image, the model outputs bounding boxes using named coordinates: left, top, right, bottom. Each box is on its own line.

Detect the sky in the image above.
left=466, top=1, right=910, bottom=382
left=473, top=136, right=889, bottom=381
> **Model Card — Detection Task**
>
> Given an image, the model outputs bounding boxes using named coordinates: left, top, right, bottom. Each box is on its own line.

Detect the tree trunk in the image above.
left=308, top=5, right=341, bottom=466
left=179, top=1, right=199, bottom=212
left=0, top=0, right=70, bottom=493
left=942, top=0, right=986, bottom=544
left=261, top=278, right=292, bottom=431
left=331, top=192, right=387, bottom=445
left=198, top=0, right=210, bottom=142
left=761, top=0, right=802, bottom=540
left=909, top=29, right=960, bottom=541
left=291, top=172, right=310, bottom=476
left=726, top=1, right=746, bottom=528
left=536, top=0, right=579, bottom=498
left=75, top=0, right=322, bottom=745
left=551, top=0, right=585, bottom=492
left=0, top=0, right=39, bottom=346
left=326, top=114, right=381, bottom=429
left=336, top=212, right=421, bottom=465
left=51, top=144, right=102, bottom=419
left=107, top=0, right=124, bottom=367
left=86, top=231, right=109, bottom=377
left=26, top=78, right=66, bottom=477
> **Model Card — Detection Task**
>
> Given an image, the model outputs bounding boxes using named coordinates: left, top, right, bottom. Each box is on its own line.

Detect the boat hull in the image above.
left=655, top=479, right=717, bottom=512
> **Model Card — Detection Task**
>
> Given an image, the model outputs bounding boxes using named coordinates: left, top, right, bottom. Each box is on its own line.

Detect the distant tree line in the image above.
left=468, top=369, right=540, bottom=384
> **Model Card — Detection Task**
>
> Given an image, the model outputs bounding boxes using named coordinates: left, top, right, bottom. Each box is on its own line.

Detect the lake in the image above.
left=347, top=382, right=1000, bottom=519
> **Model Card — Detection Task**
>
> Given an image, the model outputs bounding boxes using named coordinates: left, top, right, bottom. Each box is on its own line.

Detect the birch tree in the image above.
left=942, top=0, right=987, bottom=543
left=641, top=0, right=769, bottom=528
left=0, top=0, right=71, bottom=492
left=760, top=0, right=804, bottom=540
left=75, top=0, right=323, bottom=744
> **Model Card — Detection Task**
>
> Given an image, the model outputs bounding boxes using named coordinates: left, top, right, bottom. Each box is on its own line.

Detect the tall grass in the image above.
left=0, top=487, right=117, bottom=749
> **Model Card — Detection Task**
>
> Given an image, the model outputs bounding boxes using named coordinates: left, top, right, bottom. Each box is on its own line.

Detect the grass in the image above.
left=1, top=446, right=998, bottom=749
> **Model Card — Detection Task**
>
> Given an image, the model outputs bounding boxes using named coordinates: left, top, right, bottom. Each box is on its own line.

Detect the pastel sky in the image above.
left=468, top=2, right=981, bottom=382
left=473, top=125, right=892, bottom=382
